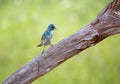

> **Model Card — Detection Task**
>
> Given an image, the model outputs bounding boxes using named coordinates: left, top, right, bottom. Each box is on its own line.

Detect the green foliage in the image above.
left=0, top=0, right=120, bottom=84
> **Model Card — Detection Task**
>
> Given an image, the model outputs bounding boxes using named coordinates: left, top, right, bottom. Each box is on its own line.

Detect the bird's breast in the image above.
left=48, top=33, right=52, bottom=39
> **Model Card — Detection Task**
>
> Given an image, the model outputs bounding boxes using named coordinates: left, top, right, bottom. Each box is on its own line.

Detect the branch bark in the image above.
left=2, top=0, right=120, bottom=84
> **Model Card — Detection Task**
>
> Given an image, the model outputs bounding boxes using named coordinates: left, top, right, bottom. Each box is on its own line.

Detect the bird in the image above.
left=37, top=24, right=56, bottom=53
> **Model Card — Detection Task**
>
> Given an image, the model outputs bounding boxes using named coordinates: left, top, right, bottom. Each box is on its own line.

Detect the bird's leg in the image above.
left=41, top=46, right=45, bottom=54
left=42, top=51, right=44, bottom=54
left=50, top=43, right=53, bottom=47
left=49, top=41, right=53, bottom=47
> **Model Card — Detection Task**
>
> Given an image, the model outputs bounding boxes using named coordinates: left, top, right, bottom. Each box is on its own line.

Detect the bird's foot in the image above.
left=41, top=50, right=44, bottom=54
left=50, top=44, right=53, bottom=47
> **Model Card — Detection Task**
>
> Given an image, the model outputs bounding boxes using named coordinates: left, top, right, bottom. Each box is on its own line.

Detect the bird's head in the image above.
left=48, top=24, right=56, bottom=31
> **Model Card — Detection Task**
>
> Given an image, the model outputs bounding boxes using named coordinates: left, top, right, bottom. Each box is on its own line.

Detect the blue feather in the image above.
left=37, top=24, right=56, bottom=47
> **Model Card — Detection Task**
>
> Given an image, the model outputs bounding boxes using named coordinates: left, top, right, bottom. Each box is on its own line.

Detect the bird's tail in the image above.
left=36, top=44, right=42, bottom=47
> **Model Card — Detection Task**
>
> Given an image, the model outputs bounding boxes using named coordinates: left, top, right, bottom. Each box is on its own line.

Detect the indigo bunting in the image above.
left=37, top=24, right=56, bottom=53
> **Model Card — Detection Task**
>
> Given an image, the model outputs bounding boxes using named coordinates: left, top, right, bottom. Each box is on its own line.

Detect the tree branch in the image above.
left=2, top=0, right=120, bottom=84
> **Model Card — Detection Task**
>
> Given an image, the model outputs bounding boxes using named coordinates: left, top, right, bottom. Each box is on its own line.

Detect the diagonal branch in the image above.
left=2, top=0, right=120, bottom=84
left=111, top=0, right=120, bottom=9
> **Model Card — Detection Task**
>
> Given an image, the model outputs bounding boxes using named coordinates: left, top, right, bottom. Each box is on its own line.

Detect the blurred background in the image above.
left=0, top=0, right=120, bottom=84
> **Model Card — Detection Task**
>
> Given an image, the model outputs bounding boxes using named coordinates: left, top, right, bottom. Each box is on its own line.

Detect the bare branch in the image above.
left=112, top=0, right=120, bottom=9
left=2, top=0, right=120, bottom=84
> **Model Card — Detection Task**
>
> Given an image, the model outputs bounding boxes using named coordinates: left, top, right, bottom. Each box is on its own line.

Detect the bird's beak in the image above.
left=54, top=27, right=56, bottom=30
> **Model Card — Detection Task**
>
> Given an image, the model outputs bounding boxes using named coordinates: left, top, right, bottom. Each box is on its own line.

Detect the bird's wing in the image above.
left=41, top=33, right=50, bottom=46
left=41, top=30, right=52, bottom=40
left=41, top=33, right=47, bottom=41
left=40, top=33, right=47, bottom=45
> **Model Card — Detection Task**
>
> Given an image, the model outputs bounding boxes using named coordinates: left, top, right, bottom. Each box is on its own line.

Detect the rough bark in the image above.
left=2, top=0, right=120, bottom=84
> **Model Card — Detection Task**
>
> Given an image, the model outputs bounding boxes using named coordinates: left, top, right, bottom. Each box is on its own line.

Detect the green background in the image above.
left=0, top=0, right=120, bottom=84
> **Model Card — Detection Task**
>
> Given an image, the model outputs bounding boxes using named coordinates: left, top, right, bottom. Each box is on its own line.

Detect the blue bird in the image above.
left=37, top=24, right=56, bottom=53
